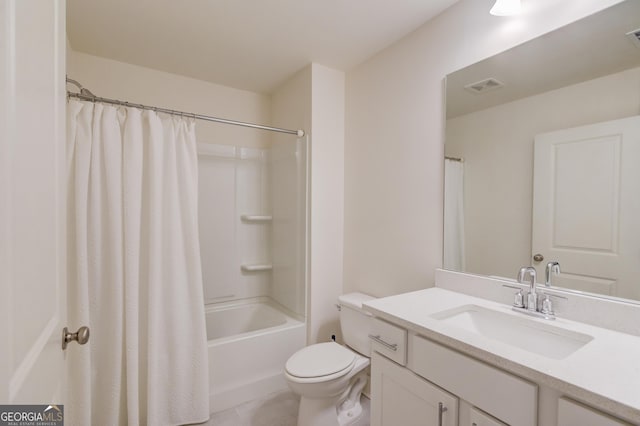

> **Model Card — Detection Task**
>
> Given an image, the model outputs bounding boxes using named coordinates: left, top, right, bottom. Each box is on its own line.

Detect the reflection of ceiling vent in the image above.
left=463, top=78, right=505, bottom=94
left=626, top=28, right=640, bottom=49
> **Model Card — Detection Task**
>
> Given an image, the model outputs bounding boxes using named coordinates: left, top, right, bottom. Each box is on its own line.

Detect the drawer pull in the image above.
left=438, top=402, right=448, bottom=426
left=368, top=334, right=398, bottom=351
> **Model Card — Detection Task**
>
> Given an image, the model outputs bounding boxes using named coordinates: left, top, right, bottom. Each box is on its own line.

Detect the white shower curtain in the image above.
left=444, top=159, right=466, bottom=271
left=66, top=100, right=209, bottom=425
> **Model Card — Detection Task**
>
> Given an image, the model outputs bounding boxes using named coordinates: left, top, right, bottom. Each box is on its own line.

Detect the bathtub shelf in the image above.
left=241, top=264, right=273, bottom=272
left=241, top=214, right=273, bottom=222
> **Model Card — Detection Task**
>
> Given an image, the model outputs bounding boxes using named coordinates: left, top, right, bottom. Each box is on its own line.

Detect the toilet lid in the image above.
left=286, top=342, right=356, bottom=378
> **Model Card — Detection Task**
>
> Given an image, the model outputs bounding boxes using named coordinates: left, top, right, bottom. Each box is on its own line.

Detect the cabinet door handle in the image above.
left=368, top=334, right=398, bottom=351
left=438, top=402, right=448, bottom=426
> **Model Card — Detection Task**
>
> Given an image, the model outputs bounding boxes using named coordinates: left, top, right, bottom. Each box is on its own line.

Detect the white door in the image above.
left=0, top=0, right=68, bottom=406
left=532, top=116, right=640, bottom=300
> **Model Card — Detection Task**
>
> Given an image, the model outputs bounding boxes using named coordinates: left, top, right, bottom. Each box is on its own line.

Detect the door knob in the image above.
left=533, top=253, right=544, bottom=262
left=62, top=326, right=90, bottom=350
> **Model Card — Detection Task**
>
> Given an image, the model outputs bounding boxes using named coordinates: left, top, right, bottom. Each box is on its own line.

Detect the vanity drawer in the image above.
left=410, top=335, right=537, bottom=426
left=369, top=317, right=407, bottom=365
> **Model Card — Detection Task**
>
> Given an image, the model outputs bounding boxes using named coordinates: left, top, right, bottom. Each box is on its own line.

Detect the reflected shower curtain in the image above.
left=66, top=100, right=209, bottom=425
left=444, top=159, right=466, bottom=271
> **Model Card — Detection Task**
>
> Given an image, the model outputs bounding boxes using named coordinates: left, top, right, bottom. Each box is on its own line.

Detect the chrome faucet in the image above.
left=541, top=262, right=561, bottom=315
left=545, top=261, right=561, bottom=287
left=517, top=266, right=537, bottom=312
left=506, top=264, right=567, bottom=320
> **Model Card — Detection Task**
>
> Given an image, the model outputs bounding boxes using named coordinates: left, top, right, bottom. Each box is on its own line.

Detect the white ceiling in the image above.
left=446, top=0, right=640, bottom=118
left=67, top=0, right=459, bottom=94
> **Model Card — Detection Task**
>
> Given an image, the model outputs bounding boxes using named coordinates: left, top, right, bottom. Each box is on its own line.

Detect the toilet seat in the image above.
left=286, top=342, right=356, bottom=380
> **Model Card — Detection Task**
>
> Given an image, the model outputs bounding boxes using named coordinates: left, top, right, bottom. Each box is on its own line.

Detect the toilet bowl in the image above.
left=285, top=292, right=375, bottom=426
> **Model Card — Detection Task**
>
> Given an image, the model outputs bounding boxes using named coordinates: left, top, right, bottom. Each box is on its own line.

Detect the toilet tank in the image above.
left=338, top=292, right=376, bottom=356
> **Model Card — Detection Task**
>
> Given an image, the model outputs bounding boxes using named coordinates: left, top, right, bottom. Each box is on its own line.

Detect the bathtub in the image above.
left=206, top=297, right=306, bottom=413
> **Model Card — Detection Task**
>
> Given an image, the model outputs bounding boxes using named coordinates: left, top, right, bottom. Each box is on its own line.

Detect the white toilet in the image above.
left=285, top=292, right=376, bottom=426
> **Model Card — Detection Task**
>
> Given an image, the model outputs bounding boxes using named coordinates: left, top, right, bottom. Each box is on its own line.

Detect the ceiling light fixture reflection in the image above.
left=490, top=0, right=522, bottom=16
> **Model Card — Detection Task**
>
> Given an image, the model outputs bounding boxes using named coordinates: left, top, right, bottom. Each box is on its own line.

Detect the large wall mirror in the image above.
left=444, top=0, right=640, bottom=303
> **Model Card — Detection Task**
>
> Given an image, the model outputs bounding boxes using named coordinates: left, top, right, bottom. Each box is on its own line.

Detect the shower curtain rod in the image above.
left=66, top=77, right=305, bottom=137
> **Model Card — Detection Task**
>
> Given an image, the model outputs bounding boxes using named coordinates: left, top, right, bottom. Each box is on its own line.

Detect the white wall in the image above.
left=309, top=64, right=345, bottom=344
left=271, top=67, right=312, bottom=138
left=271, top=65, right=313, bottom=323
left=272, top=64, right=346, bottom=344
left=67, top=50, right=272, bottom=148
left=446, top=66, right=640, bottom=279
left=344, top=0, right=624, bottom=298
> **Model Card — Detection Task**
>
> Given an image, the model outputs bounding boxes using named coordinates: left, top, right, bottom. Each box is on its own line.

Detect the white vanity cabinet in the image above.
left=369, top=317, right=531, bottom=426
left=369, top=317, right=538, bottom=426
left=369, top=318, right=636, bottom=426
left=410, top=335, right=537, bottom=426
left=557, top=398, right=632, bottom=426
left=371, top=352, right=458, bottom=426
left=467, top=405, right=508, bottom=426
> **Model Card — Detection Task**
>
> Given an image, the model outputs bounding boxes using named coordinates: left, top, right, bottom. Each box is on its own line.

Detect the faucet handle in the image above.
left=513, top=289, right=525, bottom=308
left=545, top=261, right=561, bottom=287
left=540, top=292, right=568, bottom=317
left=502, top=284, right=525, bottom=308
left=541, top=294, right=554, bottom=315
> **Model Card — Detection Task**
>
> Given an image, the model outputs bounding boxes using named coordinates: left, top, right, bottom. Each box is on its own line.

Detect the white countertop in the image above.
left=363, top=287, right=640, bottom=424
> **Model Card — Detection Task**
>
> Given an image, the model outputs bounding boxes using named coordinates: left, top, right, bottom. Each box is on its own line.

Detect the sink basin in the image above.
left=431, top=305, right=593, bottom=359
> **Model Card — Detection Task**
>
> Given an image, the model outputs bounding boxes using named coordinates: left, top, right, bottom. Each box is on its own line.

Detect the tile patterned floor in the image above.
left=206, top=390, right=370, bottom=426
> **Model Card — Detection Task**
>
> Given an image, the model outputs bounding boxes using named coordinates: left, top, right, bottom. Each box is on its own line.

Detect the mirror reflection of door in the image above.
left=444, top=1, right=640, bottom=303
left=532, top=116, right=640, bottom=300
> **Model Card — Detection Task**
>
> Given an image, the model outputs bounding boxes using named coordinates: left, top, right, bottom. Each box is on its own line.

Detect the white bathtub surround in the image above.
left=270, top=139, right=308, bottom=317
left=67, top=101, right=209, bottom=425
left=198, top=144, right=272, bottom=303
left=197, top=140, right=307, bottom=315
left=197, top=138, right=308, bottom=411
left=206, top=298, right=306, bottom=413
